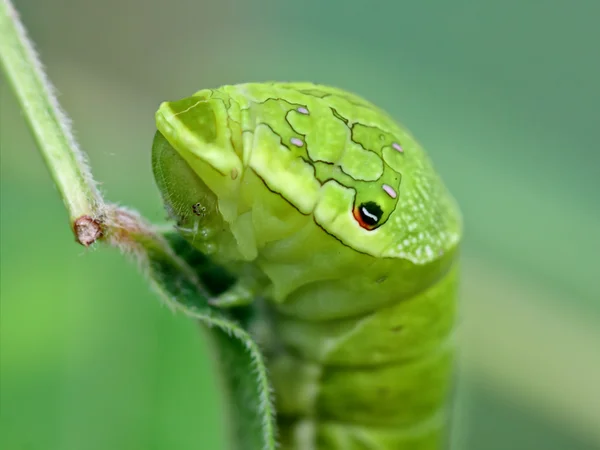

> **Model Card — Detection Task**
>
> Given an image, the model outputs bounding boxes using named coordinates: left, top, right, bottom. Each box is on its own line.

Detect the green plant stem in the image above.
left=0, top=0, right=104, bottom=243
left=0, top=0, right=175, bottom=253
left=0, top=0, right=218, bottom=319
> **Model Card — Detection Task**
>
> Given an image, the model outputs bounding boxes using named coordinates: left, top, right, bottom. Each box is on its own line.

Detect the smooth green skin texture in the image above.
left=152, top=82, right=461, bottom=450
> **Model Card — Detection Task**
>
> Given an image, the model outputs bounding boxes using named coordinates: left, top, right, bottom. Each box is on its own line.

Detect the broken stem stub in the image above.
left=73, top=215, right=104, bottom=246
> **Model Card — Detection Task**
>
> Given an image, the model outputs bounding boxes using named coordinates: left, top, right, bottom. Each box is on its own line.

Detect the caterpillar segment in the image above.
left=151, top=82, right=461, bottom=450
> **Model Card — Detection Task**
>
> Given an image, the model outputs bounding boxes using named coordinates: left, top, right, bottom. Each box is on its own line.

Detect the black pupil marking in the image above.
left=359, top=202, right=383, bottom=226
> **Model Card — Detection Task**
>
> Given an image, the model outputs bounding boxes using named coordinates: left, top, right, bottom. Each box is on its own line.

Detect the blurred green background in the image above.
left=1, top=0, right=599, bottom=449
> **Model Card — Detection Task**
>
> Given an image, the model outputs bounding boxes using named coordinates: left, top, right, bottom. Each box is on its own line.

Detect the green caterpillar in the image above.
left=151, top=82, right=462, bottom=450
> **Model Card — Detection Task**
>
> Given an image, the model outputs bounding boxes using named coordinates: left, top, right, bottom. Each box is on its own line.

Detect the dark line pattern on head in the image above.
left=239, top=90, right=404, bottom=234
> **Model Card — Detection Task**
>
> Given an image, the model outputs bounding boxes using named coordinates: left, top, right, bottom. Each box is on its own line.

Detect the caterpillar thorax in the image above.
left=153, top=82, right=459, bottom=311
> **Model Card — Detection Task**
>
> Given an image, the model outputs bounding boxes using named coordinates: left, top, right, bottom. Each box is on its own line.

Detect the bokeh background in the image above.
left=1, top=1, right=599, bottom=449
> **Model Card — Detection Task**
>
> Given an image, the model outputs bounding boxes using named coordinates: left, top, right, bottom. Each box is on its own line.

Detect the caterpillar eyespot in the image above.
left=353, top=201, right=383, bottom=230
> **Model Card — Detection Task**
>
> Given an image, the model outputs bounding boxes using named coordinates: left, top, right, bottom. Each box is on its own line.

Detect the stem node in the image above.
left=73, top=215, right=103, bottom=247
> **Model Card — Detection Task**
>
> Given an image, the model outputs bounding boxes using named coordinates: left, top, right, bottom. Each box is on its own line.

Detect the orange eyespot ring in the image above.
left=353, top=202, right=383, bottom=230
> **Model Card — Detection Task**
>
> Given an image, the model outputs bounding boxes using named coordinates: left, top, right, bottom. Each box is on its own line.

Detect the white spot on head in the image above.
left=382, top=184, right=397, bottom=198
left=297, top=107, right=309, bottom=115
left=290, top=137, right=304, bottom=147
left=392, top=142, right=403, bottom=153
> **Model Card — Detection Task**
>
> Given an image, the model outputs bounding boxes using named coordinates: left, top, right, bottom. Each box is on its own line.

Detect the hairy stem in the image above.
left=0, top=0, right=212, bottom=298
left=0, top=0, right=105, bottom=244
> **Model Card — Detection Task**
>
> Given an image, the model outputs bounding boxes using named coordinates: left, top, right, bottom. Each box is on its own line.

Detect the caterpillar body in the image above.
left=151, top=82, right=461, bottom=450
